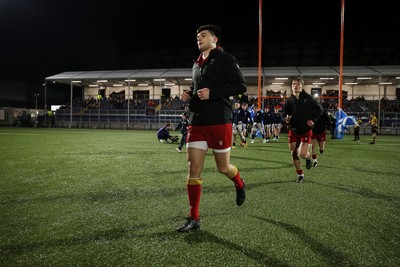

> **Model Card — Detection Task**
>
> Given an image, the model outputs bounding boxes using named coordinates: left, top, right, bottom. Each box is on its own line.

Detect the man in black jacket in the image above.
left=284, top=77, right=323, bottom=183
left=232, top=102, right=247, bottom=148
left=174, top=113, right=190, bottom=153
left=176, top=24, right=247, bottom=232
left=310, top=103, right=331, bottom=167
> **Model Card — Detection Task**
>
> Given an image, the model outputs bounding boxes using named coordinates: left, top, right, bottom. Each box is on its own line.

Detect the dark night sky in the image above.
left=0, top=0, right=398, bottom=84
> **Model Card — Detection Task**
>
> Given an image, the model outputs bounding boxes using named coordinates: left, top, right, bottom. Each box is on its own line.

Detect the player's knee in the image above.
left=217, top=165, right=230, bottom=175
left=299, top=152, right=308, bottom=159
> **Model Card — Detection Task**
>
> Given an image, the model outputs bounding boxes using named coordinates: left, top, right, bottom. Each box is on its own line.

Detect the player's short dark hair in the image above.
left=197, top=24, right=221, bottom=46
left=291, top=77, right=304, bottom=85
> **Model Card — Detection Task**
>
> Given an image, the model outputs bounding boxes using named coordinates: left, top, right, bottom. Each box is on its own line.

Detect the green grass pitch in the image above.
left=1, top=127, right=399, bottom=266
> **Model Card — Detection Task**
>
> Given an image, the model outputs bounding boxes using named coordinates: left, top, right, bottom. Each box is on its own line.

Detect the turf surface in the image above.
left=1, top=127, right=399, bottom=266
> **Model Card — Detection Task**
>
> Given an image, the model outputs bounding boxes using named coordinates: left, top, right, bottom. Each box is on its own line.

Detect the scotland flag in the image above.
left=335, top=109, right=359, bottom=139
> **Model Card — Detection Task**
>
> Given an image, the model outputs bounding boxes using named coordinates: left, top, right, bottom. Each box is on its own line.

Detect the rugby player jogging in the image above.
left=283, top=77, right=323, bottom=183
left=176, top=24, right=247, bottom=232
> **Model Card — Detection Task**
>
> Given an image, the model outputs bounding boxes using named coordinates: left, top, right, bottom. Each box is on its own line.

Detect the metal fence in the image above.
left=2, top=107, right=400, bottom=135
left=55, top=108, right=184, bottom=129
